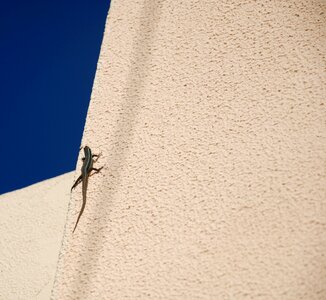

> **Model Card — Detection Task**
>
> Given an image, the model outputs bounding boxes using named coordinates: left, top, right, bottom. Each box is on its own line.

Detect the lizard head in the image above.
left=84, top=145, right=92, bottom=157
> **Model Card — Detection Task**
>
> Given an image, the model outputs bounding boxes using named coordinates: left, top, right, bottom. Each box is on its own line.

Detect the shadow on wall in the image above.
left=72, top=0, right=163, bottom=296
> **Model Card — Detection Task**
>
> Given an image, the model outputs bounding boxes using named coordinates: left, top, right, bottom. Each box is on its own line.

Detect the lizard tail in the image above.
left=72, top=179, right=88, bottom=233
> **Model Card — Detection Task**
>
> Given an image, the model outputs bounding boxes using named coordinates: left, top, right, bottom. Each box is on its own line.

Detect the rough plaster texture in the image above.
left=0, top=172, right=73, bottom=299
left=52, top=0, right=326, bottom=299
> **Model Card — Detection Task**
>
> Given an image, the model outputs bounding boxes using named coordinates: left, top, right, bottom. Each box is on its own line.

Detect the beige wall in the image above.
left=0, top=172, right=73, bottom=300
left=52, top=0, right=326, bottom=299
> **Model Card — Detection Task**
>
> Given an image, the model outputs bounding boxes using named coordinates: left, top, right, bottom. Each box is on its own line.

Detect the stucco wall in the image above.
left=0, top=172, right=73, bottom=299
left=52, top=0, right=326, bottom=299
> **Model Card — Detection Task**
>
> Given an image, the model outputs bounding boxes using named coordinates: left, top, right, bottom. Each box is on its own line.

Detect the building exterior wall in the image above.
left=52, top=1, right=326, bottom=299
left=0, top=173, right=73, bottom=299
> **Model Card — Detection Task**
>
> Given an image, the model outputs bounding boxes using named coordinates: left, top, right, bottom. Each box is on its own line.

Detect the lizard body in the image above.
left=71, top=146, right=102, bottom=233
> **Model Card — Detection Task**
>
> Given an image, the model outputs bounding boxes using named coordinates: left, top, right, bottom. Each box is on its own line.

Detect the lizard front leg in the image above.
left=92, top=152, right=102, bottom=163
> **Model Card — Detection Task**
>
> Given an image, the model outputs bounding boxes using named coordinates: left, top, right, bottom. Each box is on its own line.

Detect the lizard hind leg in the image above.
left=89, top=167, right=103, bottom=177
left=92, top=167, right=103, bottom=172
left=71, top=174, right=83, bottom=191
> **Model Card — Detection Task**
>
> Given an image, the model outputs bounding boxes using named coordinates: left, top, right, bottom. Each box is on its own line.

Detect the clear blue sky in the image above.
left=0, top=0, right=111, bottom=194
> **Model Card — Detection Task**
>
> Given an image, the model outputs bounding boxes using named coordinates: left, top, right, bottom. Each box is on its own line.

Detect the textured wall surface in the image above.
left=52, top=0, right=326, bottom=299
left=0, top=172, right=73, bottom=300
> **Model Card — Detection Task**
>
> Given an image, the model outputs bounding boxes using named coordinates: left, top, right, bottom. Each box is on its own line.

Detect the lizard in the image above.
left=71, top=146, right=102, bottom=233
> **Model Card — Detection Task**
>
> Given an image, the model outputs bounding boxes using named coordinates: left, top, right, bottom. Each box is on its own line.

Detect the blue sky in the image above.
left=0, top=1, right=111, bottom=194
